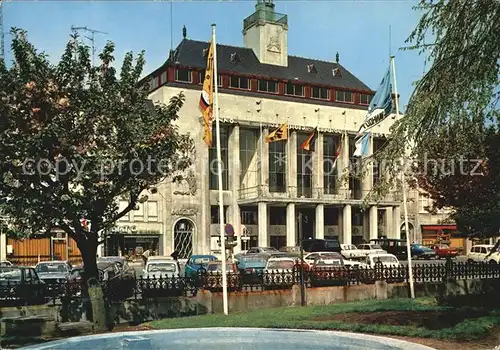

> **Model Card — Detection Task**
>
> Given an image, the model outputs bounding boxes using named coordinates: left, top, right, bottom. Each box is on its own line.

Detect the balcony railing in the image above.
left=243, top=10, right=288, bottom=31
left=238, top=185, right=402, bottom=203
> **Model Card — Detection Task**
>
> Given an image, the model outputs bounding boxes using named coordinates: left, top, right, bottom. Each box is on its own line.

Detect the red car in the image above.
left=431, top=244, right=458, bottom=259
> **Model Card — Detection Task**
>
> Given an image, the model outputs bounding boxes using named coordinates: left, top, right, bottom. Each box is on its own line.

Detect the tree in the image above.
left=413, top=125, right=500, bottom=238
left=0, top=29, right=192, bottom=328
left=372, top=0, right=500, bottom=238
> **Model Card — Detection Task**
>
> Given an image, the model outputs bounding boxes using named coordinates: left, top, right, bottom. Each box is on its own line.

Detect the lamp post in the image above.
left=298, top=212, right=306, bottom=306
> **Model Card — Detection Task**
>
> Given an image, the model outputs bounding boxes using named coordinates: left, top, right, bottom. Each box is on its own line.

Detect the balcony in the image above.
left=243, top=10, right=288, bottom=31
left=238, top=185, right=402, bottom=204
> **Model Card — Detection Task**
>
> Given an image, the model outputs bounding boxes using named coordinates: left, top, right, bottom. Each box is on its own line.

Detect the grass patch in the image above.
left=148, top=298, right=500, bottom=341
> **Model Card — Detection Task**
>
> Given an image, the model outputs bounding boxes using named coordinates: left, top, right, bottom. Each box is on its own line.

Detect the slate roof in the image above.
left=165, top=39, right=373, bottom=93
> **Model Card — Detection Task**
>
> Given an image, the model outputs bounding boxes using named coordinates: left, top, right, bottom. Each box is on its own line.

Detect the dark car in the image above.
left=184, top=255, right=218, bottom=279
left=237, top=256, right=267, bottom=284
left=302, top=239, right=341, bottom=254
left=411, top=244, right=437, bottom=260
left=34, top=261, right=72, bottom=296
left=0, top=266, right=46, bottom=304
left=370, top=238, right=408, bottom=260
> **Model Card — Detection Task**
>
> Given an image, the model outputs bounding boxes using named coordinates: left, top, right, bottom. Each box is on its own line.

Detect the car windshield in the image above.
left=370, top=244, right=383, bottom=249
left=147, top=263, right=176, bottom=273
left=35, top=263, right=68, bottom=273
left=192, top=257, right=213, bottom=264
left=262, top=247, right=279, bottom=252
left=207, top=263, right=234, bottom=272
left=315, top=259, right=342, bottom=266
left=375, top=256, right=398, bottom=264
left=0, top=267, right=22, bottom=281
left=267, top=260, right=294, bottom=270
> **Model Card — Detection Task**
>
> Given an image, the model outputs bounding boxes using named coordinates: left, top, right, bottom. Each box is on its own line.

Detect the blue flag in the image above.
left=354, top=67, right=393, bottom=158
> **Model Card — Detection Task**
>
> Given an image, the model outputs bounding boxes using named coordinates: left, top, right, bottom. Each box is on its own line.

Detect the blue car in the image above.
left=411, top=244, right=437, bottom=260
left=236, top=255, right=267, bottom=284
left=184, top=255, right=217, bottom=279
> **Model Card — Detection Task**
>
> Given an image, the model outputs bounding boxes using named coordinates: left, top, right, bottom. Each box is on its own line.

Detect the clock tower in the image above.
left=243, top=0, right=288, bottom=67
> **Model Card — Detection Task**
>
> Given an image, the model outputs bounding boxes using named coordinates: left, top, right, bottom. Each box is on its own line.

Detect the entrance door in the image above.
left=297, top=208, right=315, bottom=243
left=51, top=237, right=67, bottom=260
left=174, top=219, right=194, bottom=259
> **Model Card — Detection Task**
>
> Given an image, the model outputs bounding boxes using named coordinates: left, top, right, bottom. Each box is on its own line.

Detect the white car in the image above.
left=341, top=244, right=371, bottom=259
left=263, top=257, right=296, bottom=288
left=304, top=252, right=343, bottom=266
left=467, top=245, right=495, bottom=263
left=343, top=259, right=369, bottom=268
left=143, top=258, right=180, bottom=279
left=364, top=253, right=400, bottom=268
left=0, top=261, right=12, bottom=267
left=358, top=244, right=387, bottom=255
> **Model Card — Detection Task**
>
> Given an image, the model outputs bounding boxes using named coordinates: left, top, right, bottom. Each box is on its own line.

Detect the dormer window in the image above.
left=333, top=68, right=342, bottom=77
left=230, top=53, right=241, bottom=63
left=307, top=64, right=317, bottom=74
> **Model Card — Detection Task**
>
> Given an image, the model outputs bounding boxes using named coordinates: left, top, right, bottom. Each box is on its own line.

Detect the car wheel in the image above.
left=489, top=260, right=497, bottom=264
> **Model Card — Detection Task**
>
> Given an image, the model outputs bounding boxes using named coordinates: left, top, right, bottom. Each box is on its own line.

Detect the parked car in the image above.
left=203, top=261, right=240, bottom=292
left=467, top=245, right=495, bottom=263
left=141, top=258, right=183, bottom=298
left=358, top=244, right=387, bottom=255
left=365, top=253, right=400, bottom=268
left=236, top=256, right=267, bottom=284
left=143, top=257, right=180, bottom=279
left=97, top=256, right=135, bottom=277
left=240, top=247, right=280, bottom=257
left=34, top=261, right=72, bottom=296
left=340, top=244, right=371, bottom=259
left=430, top=244, right=458, bottom=259
left=302, top=239, right=341, bottom=254
left=304, top=252, right=344, bottom=266
left=184, top=255, right=218, bottom=280
left=263, top=257, right=296, bottom=289
left=0, top=266, right=46, bottom=304
left=370, top=238, right=408, bottom=260
left=410, top=244, right=437, bottom=260
left=309, top=254, right=347, bottom=287
left=0, top=261, right=12, bottom=267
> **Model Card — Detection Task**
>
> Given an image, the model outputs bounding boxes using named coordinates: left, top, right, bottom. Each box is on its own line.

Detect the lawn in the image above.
left=149, top=298, right=500, bottom=341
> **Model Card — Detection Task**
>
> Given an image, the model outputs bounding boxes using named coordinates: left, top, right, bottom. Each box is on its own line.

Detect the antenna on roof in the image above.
left=170, top=0, right=173, bottom=52
left=183, top=25, right=187, bottom=39
left=335, top=52, right=339, bottom=64
left=70, top=26, right=107, bottom=66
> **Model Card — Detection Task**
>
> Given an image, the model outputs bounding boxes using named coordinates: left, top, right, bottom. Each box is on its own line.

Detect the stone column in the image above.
left=287, top=131, right=298, bottom=197
left=385, top=207, right=393, bottom=238
left=286, top=203, right=296, bottom=246
left=229, top=125, right=241, bottom=254
left=342, top=204, right=352, bottom=245
left=0, top=230, right=6, bottom=261
left=393, top=206, right=401, bottom=239
left=260, top=127, right=269, bottom=196
left=312, top=132, right=324, bottom=198
left=369, top=206, right=378, bottom=240
left=258, top=202, right=268, bottom=247
left=315, top=204, right=324, bottom=239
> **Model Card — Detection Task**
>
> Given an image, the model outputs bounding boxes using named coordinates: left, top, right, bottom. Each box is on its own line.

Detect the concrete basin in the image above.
left=22, top=327, right=435, bottom=349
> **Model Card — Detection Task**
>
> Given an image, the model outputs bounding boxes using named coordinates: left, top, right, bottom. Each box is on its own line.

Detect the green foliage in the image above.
left=369, top=0, right=500, bottom=237
left=0, top=29, right=191, bottom=253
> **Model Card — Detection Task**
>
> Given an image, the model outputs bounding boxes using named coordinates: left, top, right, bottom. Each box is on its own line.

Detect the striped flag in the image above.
left=199, top=40, right=215, bottom=146
left=332, top=136, right=343, bottom=169
left=265, top=124, right=288, bottom=143
left=300, top=128, right=318, bottom=152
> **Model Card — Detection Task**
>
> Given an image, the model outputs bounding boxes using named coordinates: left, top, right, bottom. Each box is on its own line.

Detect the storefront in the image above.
left=104, top=229, right=161, bottom=259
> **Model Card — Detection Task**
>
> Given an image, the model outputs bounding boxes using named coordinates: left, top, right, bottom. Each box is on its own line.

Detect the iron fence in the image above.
left=1, top=261, right=500, bottom=306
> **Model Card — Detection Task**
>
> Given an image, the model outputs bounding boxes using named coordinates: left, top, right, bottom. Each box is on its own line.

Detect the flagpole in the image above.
left=212, top=23, right=229, bottom=315
left=391, top=55, right=414, bottom=299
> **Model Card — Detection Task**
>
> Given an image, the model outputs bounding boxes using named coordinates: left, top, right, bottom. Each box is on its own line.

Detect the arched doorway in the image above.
left=400, top=222, right=414, bottom=241
left=173, top=218, right=195, bottom=259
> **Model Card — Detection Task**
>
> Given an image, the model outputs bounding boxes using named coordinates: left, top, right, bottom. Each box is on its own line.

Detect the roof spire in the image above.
left=182, top=25, right=187, bottom=39
left=336, top=52, right=340, bottom=64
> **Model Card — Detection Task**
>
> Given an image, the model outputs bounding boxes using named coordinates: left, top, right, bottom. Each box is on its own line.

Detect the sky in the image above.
left=2, top=0, right=427, bottom=108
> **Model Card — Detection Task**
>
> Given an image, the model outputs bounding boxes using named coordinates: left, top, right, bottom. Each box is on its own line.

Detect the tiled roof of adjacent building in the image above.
left=152, top=39, right=373, bottom=93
